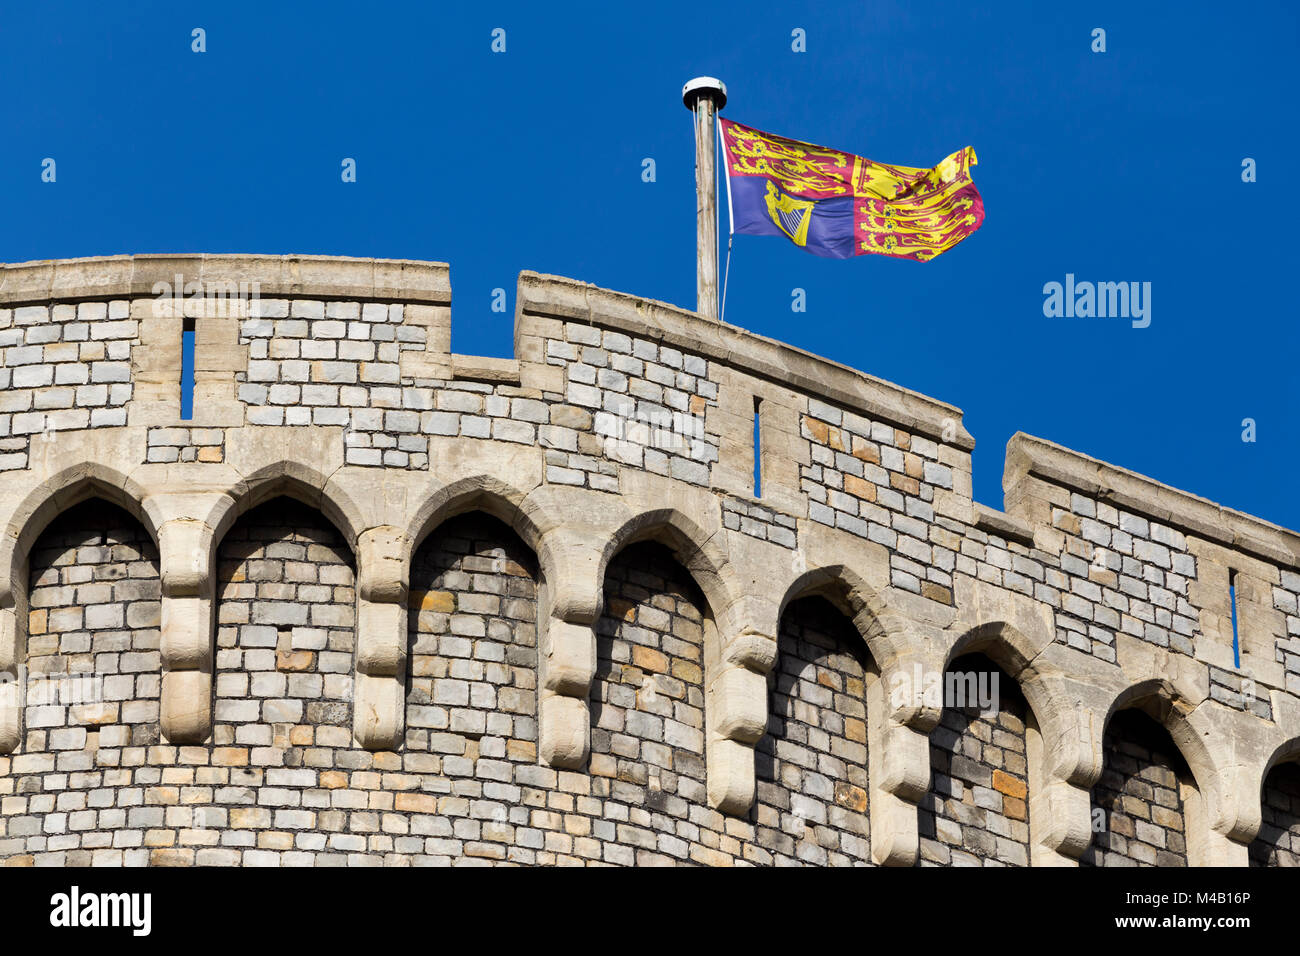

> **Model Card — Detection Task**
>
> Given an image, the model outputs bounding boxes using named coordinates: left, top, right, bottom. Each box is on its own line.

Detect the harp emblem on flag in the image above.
left=763, top=182, right=815, bottom=247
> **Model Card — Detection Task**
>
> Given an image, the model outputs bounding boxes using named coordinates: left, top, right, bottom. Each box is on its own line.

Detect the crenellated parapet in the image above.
left=0, top=254, right=1296, bottom=866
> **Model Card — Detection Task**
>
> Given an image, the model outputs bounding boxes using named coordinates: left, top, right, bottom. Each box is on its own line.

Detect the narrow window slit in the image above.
left=752, top=396, right=763, bottom=498
left=181, top=317, right=196, bottom=421
left=1229, top=569, right=1240, bottom=668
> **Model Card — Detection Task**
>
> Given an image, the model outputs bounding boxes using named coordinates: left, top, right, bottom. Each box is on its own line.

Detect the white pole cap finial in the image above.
left=682, top=76, right=727, bottom=110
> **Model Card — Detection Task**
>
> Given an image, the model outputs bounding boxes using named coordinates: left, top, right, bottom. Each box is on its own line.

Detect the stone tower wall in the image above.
left=0, top=254, right=1297, bottom=866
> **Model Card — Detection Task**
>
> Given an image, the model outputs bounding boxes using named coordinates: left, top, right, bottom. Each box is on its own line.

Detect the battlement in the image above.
left=0, top=254, right=1297, bottom=867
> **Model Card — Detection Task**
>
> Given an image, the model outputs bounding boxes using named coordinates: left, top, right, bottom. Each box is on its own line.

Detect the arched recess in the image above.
left=212, top=496, right=357, bottom=767
left=938, top=620, right=1115, bottom=866
left=777, top=566, right=911, bottom=678
left=204, top=462, right=369, bottom=559
left=405, top=511, right=540, bottom=775
left=24, top=497, right=163, bottom=757
left=403, top=475, right=546, bottom=570
left=918, top=652, right=1030, bottom=866
left=597, top=509, right=733, bottom=637
left=0, top=466, right=160, bottom=755
left=1249, top=740, right=1300, bottom=867
left=1081, top=683, right=1202, bottom=867
left=0, top=464, right=159, bottom=609
left=589, top=538, right=712, bottom=861
left=768, top=568, right=936, bottom=866
left=752, top=592, right=876, bottom=866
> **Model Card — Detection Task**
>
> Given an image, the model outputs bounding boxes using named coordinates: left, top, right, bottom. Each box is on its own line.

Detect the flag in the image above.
left=718, top=118, right=984, bottom=262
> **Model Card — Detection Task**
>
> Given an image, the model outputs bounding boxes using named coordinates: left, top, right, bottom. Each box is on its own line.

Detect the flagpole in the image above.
left=718, top=118, right=735, bottom=325
left=682, top=76, right=727, bottom=320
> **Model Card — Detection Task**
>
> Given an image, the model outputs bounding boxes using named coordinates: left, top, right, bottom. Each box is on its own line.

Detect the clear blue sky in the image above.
left=3, top=1, right=1296, bottom=529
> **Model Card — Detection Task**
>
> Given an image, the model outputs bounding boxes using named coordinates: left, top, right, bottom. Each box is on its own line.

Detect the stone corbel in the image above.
left=0, top=603, right=21, bottom=753
left=158, top=519, right=215, bottom=744
left=864, top=652, right=943, bottom=866
left=353, top=526, right=408, bottom=750
left=538, top=616, right=597, bottom=768
left=706, top=626, right=776, bottom=815
left=537, top=539, right=603, bottom=769
left=1178, top=705, right=1258, bottom=867
left=866, top=678, right=932, bottom=865
left=1026, top=715, right=1094, bottom=866
left=1184, top=786, right=1251, bottom=866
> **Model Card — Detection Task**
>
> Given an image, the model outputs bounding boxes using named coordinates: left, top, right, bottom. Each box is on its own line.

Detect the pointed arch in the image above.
left=203, top=461, right=366, bottom=557
left=1084, top=678, right=1214, bottom=867
left=1103, top=678, right=1216, bottom=796
left=404, top=473, right=545, bottom=565
left=0, top=462, right=158, bottom=607
left=754, top=592, right=876, bottom=864
left=1262, top=736, right=1300, bottom=783
left=1251, top=737, right=1300, bottom=866
left=778, top=564, right=912, bottom=675
left=405, top=509, right=541, bottom=770
left=599, top=507, right=733, bottom=623
left=212, top=494, right=358, bottom=758
left=919, top=647, right=1031, bottom=866
left=942, top=622, right=1063, bottom=758
left=590, top=536, right=711, bottom=835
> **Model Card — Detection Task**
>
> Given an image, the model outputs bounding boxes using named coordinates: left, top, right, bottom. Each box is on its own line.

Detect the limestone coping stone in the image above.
left=516, top=270, right=977, bottom=452
left=1007, top=432, right=1300, bottom=569
left=0, top=253, right=452, bottom=306
left=451, top=355, right=522, bottom=384
left=973, top=502, right=1035, bottom=546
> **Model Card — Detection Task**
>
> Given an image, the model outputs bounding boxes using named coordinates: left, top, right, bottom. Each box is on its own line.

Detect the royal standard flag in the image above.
left=718, top=118, right=984, bottom=261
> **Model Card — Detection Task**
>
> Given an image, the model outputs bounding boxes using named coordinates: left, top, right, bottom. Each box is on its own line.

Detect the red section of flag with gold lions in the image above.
left=718, top=118, right=984, bottom=262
